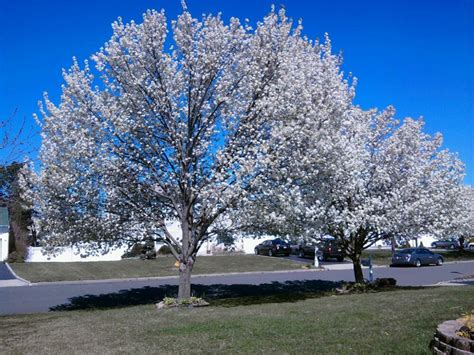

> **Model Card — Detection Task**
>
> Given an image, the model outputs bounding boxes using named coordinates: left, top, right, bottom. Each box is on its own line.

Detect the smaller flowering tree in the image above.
left=241, top=103, right=466, bottom=283
left=438, top=185, right=474, bottom=249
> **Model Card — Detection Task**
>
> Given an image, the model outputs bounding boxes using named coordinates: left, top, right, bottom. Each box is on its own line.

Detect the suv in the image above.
left=298, top=239, right=344, bottom=262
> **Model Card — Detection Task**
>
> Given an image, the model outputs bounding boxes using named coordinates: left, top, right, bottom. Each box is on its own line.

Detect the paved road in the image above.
left=1, top=261, right=473, bottom=316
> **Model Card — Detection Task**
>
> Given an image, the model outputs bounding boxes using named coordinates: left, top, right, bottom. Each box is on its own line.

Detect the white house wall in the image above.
left=0, top=233, right=8, bottom=261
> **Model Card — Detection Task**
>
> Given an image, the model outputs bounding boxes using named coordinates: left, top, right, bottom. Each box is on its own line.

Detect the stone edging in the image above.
left=431, top=320, right=474, bottom=354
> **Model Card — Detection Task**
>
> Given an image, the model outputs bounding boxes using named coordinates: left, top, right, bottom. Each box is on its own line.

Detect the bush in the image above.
left=158, top=245, right=173, bottom=255
left=7, top=250, right=25, bottom=263
left=336, top=278, right=397, bottom=295
left=122, top=240, right=156, bottom=260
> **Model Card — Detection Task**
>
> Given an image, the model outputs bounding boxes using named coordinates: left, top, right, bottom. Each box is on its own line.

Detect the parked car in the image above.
left=254, top=238, right=291, bottom=257
left=391, top=248, right=443, bottom=267
left=298, top=240, right=344, bottom=262
left=463, top=237, right=474, bottom=250
left=467, top=239, right=474, bottom=250
left=431, top=238, right=459, bottom=249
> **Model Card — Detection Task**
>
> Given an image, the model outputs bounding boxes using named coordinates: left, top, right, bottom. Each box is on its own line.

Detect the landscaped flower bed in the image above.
left=457, top=312, right=474, bottom=341
left=430, top=314, right=474, bottom=354
left=155, top=297, right=210, bottom=310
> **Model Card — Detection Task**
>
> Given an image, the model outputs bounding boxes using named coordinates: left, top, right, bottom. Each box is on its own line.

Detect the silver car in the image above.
left=391, top=248, right=443, bottom=267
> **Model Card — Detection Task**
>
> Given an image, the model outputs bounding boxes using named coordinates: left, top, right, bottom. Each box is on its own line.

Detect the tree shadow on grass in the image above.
left=49, top=280, right=342, bottom=311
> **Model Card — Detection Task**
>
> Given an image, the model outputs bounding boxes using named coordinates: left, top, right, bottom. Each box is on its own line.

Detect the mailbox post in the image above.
left=314, top=246, right=319, bottom=268
left=368, top=254, right=373, bottom=282
left=361, top=255, right=374, bottom=283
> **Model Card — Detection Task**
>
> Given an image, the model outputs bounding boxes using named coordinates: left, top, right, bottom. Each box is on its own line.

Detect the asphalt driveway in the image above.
left=0, top=263, right=15, bottom=280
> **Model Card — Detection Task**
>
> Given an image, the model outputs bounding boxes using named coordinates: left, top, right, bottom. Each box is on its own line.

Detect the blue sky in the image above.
left=1, top=0, right=473, bottom=184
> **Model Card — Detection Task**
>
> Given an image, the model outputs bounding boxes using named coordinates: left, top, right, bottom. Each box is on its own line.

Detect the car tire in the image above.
left=436, top=257, right=443, bottom=266
left=298, top=250, right=305, bottom=258
left=336, top=256, right=344, bottom=262
left=254, top=248, right=259, bottom=255
left=469, top=245, right=474, bottom=250
left=449, top=244, right=455, bottom=250
left=268, top=250, right=273, bottom=257
left=432, top=243, right=437, bottom=248
left=415, top=259, right=421, bottom=267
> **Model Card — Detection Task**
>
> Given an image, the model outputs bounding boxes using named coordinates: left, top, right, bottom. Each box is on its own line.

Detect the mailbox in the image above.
left=361, top=259, right=371, bottom=267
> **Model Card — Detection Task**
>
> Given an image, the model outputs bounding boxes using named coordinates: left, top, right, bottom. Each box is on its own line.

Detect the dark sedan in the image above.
left=431, top=238, right=459, bottom=249
left=254, top=238, right=291, bottom=257
left=298, top=240, right=344, bottom=262
left=391, top=248, right=443, bottom=267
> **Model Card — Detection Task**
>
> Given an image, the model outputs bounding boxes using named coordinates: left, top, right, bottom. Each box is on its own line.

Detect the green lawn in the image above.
left=10, top=254, right=312, bottom=283
left=363, top=248, right=474, bottom=265
left=1, top=286, right=473, bottom=354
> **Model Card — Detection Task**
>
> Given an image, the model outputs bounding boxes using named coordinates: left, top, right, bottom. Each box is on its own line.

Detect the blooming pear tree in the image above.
left=438, top=185, right=474, bottom=249
left=241, top=102, right=466, bottom=283
left=33, top=6, right=342, bottom=299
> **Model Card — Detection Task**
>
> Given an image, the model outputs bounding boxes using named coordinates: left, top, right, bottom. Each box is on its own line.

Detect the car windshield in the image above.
left=399, top=249, right=414, bottom=254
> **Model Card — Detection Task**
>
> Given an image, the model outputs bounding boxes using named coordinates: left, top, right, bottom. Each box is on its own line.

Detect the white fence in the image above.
left=23, top=234, right=439, bottom=263
left=26, top=246, right=129, bottom=262
left=25, top=236, right=268, bottom=262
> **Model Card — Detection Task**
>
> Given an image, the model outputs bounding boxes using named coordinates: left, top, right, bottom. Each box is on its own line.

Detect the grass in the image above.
left=1, top=286, right=473, bottom=354
left=9, top=254, right=311, bottom=283
left=363, top=248, right=474, bottom=265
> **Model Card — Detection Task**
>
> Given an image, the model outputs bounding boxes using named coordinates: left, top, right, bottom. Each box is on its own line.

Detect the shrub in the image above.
left=121, top=240, right=156, bottom=259
left=158, top=245, right=173, bottom=255
left=7, top=250, right=25, bottom=263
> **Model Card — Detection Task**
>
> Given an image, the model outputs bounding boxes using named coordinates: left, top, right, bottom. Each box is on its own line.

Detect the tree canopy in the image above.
left=28, top=5, right=469, bottom=293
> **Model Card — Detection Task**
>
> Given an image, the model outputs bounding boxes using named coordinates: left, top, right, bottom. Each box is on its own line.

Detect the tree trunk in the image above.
left=178, top=213, right=195, bottom=301
left=178, top=258, right=194, bottom=300
left=352, top=258, right=364, bottom=284
left=390, top=235, right=397, bottom=256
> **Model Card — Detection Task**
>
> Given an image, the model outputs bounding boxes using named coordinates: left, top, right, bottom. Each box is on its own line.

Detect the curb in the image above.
left=443, top=260, right=474, bottom=265
left=5, top=263, right=31, bottom=285
left=433, top=278, right=474, bottom=286
left=26, top=267, right=325, bottom=286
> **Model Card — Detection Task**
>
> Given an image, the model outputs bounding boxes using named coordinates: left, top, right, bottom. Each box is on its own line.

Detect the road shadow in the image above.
left=49, top=279, right=342, bottom=311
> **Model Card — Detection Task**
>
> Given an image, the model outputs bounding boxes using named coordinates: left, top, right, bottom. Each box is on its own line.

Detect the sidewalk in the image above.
left=322, top=263, right=386, bottom=271
left=0, top=279, right=29, bottom=287
left=434, top=278, right=474, bottom=286
left=321, top=259, right=474, bottom=271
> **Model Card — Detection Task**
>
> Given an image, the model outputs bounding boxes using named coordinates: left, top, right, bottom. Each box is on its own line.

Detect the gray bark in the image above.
left=178, top=259, right=194, bottom=300
left=177, top=212, right=195, bottom=300
left=352, top=257, right=364, bottom=284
